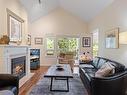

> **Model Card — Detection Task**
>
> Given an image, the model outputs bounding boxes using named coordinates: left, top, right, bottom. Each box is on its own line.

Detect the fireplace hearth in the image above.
left=11, top=56, right=26, bottom=79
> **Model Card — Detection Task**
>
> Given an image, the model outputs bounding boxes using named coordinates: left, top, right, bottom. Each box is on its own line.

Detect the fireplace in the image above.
left=11, top=56, right=26, bottom=79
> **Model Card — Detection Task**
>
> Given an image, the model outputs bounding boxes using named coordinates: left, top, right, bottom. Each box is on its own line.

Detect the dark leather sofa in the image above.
left=79, top=57, right=127, bottom=95
left=0, top=74, right=19, bottom=95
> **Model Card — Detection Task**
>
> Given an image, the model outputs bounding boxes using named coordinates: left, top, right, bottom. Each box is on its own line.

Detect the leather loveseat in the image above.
left=79, top=57, right=127, bottom=95
left=0, top=74, right=19, bottom=95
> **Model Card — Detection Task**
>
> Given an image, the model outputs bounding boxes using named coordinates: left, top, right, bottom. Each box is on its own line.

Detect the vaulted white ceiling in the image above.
left=19, top=0, right=115, bottom=22
left=20, top=0, right=59, bottom=22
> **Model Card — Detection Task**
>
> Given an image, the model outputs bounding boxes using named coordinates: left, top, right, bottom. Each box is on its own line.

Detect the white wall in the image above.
left=0, top=0, right=28, bottom=45
left=89, top=0, right=127, bottom=66
left=29, top=8, right=91, bottom=66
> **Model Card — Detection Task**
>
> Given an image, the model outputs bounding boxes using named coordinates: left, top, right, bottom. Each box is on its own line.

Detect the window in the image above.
left=45, top=36, right=80, bottom=58
left=57, top=37, right=79, bottom=58
left=46, top=38, right=55, bottom=56
left=92, top=29, right=99, bottom=57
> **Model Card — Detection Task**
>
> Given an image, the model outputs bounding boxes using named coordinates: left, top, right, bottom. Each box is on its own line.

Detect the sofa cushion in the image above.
left=95, top=62, right=115, bottom=77
left=84, top=68, right=97, bottom=73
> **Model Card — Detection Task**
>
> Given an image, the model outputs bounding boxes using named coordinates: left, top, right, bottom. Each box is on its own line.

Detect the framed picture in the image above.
left=105, top=28, right=119, bottom=48
left=35, top=37, right=43, bottom=45
left=7, top=9, right=24, bottom=43
left=82, top=37, right=91, bottom=47
left=27, top=34, right=31, bottom=45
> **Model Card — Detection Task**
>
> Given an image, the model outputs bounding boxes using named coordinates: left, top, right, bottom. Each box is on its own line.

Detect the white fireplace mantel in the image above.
left=0, top=45, right=33, bottom=87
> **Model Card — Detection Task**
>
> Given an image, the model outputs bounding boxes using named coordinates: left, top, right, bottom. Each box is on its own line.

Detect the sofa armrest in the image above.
left=91, top=71, right=127, bottom=95
left=0, top=74, right=19, bottom=89
left=79, top=60, right=93, bottom=64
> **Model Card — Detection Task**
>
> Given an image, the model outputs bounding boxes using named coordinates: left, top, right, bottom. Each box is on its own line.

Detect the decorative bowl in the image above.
left=56, top=67, right=64, bottom=71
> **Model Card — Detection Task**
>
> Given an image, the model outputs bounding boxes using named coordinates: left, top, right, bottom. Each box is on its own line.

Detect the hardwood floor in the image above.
left=19, top=66, right=49, bottom=95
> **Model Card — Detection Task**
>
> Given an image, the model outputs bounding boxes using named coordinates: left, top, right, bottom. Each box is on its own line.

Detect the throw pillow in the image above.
left=106, top=62, right=115, bottom=74
left=95, top=62, right=115, bottom=78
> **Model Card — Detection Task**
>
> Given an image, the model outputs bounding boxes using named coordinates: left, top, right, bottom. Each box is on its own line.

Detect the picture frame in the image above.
left=82, top=37, right=91, bottom=47
left=7, top=9, right=24, bottom=43
left=35, top=37, right=43, bottom=45
left=27, top=34, right=31, bottom=45
left=105, top=28, right=119, bottom=48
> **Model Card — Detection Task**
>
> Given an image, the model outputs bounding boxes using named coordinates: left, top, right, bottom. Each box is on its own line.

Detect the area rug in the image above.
left=28, top=75, right=88, bottom=95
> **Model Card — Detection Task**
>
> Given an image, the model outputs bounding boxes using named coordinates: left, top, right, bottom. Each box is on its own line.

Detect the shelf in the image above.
left=30, top=56, right=39, bottom=60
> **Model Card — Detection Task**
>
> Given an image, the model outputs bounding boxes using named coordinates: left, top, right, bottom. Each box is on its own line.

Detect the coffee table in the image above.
left=44, top=64, right=73, bottom=92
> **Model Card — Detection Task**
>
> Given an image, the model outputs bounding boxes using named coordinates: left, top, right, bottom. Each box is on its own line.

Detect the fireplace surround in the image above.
left=0, top=45, right=34, bottom=87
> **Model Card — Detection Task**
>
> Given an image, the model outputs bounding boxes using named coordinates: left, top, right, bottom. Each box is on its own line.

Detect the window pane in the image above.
left=58, top=38, right=77, bottom=52
left=57, top=37, right=79, bottom=58
left=68, top=38, right=77, bottom=52
left=46, top=38, right=54, bottom=50
left=58, top=38, right=69, bottom=52
left=46, top=38, right=55, bottom=56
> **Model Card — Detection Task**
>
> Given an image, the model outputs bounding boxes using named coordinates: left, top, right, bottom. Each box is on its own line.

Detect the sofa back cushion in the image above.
left=92, top=57, right=99, bottom=68
left=97, top=58, right=107, bottom=69
left=92, top=57, right=125, bottom=73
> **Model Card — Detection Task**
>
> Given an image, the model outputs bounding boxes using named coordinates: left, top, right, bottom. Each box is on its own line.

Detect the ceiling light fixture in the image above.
left=39, top=0, right=41, bottom=4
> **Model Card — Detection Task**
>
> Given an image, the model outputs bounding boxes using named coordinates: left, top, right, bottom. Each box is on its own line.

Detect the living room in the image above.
left=0, top=0, right=127, bottom=95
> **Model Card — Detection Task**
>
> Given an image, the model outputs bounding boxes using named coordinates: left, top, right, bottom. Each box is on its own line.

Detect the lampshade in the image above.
left=119, top=32, right=127, bottom=44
